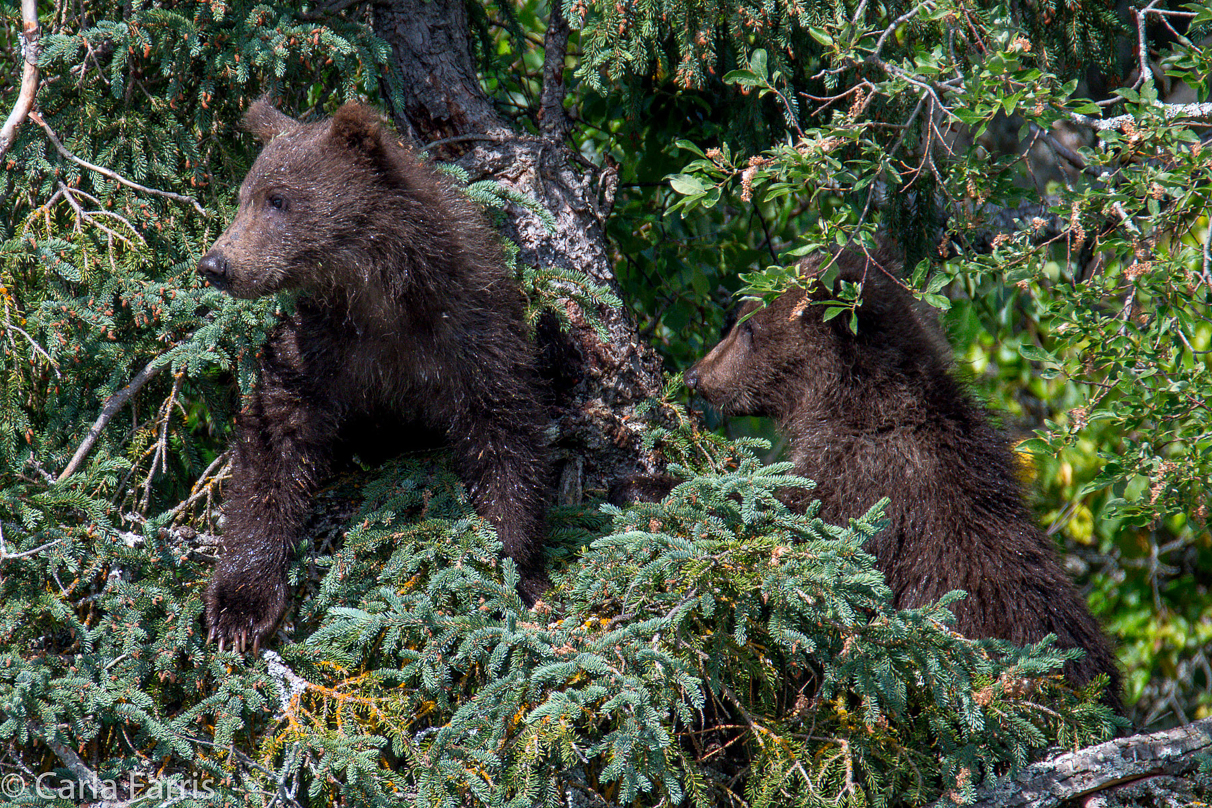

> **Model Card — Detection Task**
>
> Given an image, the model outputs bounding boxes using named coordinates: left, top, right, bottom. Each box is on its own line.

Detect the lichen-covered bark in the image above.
left=958, top=717, right=1212, bottom=808
left=373, top=0, right=667, bottom=502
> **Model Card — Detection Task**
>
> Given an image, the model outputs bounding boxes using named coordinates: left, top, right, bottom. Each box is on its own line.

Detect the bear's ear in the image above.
left=329, top=103, right=393, bottom=173
left=243, top=98, right=298, bottom=143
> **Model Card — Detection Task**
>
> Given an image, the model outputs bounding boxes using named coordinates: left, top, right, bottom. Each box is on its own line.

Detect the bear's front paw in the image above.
left=204, top=569, right=287, bottom=654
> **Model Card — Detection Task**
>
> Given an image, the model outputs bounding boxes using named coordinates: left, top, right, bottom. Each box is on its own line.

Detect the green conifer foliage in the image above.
left=0, top=1, right=1202, bottom=805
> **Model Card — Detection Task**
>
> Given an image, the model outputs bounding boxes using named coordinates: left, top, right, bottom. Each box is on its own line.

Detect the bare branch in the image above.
left=0, top=522, right=62, bottom=561
left=952, top=718, right=1212, bottom=808
left=1131, top=2, right=1159, bottom=92
left=418, top=131, right=525, bottom=154
left=877, top=58, right=964, bottom=126
left=57, top=181, right=147, bottom=246
left=29, top=111, right=207, bottom=215
left=1, top=296, right=60, bottom=377
left=849, top=0, right=868, bottom=27
left=870, top=1, right=933, bottom=60
left=0, top=538, right=62, bottom=560
left=1112, top=200, right=1143, bottom=238
left=58, top=354, right=168, bottom=482
left=139, top=371, right=184, bottom=511
left=27, top=720, right=112, bottom=801
left=0, top=0, right=40, bottom=160
left=1071, top=101, right=1212, bottom=131
left=163, top=451, right=232, bottom=521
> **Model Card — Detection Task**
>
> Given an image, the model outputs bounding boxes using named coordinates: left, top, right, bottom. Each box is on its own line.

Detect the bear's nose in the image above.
left=197, top=253, right=230, bottom=289
left=684, top=366, right=700, bottom=390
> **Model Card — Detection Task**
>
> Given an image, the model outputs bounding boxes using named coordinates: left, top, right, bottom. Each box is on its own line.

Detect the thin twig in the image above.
left=802, top=80, right=876, bottom=117
left=29, top=111, right=207, bottom=214
left=297, top=0, right=367, bottom=21
left=1131, top=2, right=1159, bottom=92
left=879, top=59, right=964, bottom=125
left=57, top=181, right=147, bottom=246
left=870, top=1, right=933, bottom=60
left=1146, top=6, right=1197, bottom=48
left=1, top=298, right=60, bottom=377
left=58, top=354, right=168, bottom=481
left=140, top=371, right=184, bottom=510
left=0, top=522, right=63, bottom=561
left=753, top=205, right=779, bottom=263
left=0, top=538, right=63, bottom=560
left=0, top=0, right=40, bottom=160
left=164, top=451, right=232, bottom=521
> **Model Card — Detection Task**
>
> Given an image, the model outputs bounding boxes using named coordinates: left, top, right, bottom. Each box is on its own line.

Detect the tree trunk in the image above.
left=372, top=0, right=667, bottom=503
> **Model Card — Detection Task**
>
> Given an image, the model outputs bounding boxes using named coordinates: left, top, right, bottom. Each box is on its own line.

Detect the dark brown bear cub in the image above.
left=684, top=243, right=1121, bottom=710
left=196, top=100, right=550, bottom=652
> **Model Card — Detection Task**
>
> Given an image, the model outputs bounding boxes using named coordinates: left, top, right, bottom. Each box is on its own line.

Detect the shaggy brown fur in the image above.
left=681, top=242, right=1121, bottom=709
left=196, top=100, right=550, bottom=651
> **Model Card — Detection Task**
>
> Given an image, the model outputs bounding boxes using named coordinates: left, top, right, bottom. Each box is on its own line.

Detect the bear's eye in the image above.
left=267, top=195, right=286, bottom=210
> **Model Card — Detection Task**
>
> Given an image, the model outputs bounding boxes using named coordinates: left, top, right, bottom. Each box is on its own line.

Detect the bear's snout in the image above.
left=683, top=366, right=701, bottom=390
left=197, top=252, right=231, bottom=291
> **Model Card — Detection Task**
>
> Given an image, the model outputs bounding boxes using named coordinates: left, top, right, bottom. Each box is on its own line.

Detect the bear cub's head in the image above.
left=684, top=243, right=947, bottom=421
left=197, top=100, right=408, bottom=299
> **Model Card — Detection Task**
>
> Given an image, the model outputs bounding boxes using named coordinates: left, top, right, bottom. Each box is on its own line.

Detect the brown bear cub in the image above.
left=196, top=100, right=550, bottom=652
left=682, top=242, right=1121, bottom=709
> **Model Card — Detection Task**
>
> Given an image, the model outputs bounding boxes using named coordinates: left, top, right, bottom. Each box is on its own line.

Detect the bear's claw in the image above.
left=204, top=571, right=286, bottom=654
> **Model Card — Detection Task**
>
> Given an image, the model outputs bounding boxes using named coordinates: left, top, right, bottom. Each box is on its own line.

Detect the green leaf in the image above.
left=668, top=174, right=709, bottom=196
left=952, top=107, right=985, bottom=125
left=1018, top=343, right=1058, bottom=365
left=674, top=139, right=706, bottom=158
left=920, top=293, right=951, bottom=311
left=1016, top=438, right=1054, bottom=456
left=722, top=69, right=763, bottom=87
left=750, top=48, right=769, bottom=81
left=808, top=27, right=833, bottom=47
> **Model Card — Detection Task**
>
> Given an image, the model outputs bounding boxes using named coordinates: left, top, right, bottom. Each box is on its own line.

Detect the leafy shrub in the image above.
left=0, top=436, right=1115, bottom=807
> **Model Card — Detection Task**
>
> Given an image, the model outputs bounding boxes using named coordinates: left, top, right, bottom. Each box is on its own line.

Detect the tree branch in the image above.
left=0, top=521, right=61, bottom=561
left=0, top=0, right=40, bottom=160
left=1131, top=2, right=1158, bottom=93
left=29, top=111, right=207, bottom=214
left=1071, top=101, right=1212, bottom=131
left=870, top=1, right=933, bottom=60
left=58, top=354, right=167, bottom=482
left=953, top=718, right=1212, bottom=808
left=27, top=719, right=111, bottom=802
